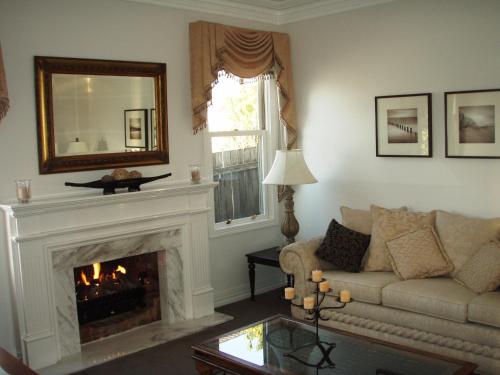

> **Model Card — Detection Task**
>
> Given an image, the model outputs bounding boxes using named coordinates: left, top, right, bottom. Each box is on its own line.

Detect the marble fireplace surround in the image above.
left=52, top=229, right=184, bottom=358
left=1, top=182, right=217, bottom=370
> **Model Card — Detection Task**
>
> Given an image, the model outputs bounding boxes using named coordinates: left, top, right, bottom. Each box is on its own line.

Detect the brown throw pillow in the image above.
left=386, top=226, right=454, bottom=280
left=364, top=205, right=436, bottom=272
left=316, top=219, right=371, bottom=272
left=454, top=241, right=500, bottom=293
left=435, top=211, right=500, bottom=275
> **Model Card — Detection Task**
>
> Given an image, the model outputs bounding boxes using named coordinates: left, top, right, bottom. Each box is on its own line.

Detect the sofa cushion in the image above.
left=435, top=210, right=500, bottom=275
left=364, top=205, right=435, bottom=272
left=454, top=241, right=500, bottom=293
left=386, top=226, right=454, bottom=280
left=340, top=206, right=373, bottom=235
left=316, top=219, right=371, bottom=272
left=468, top=292, right=500, bottom=329
left=382, top=278, right=477, bottom=323
left=323, top=270, right=399, bottom=305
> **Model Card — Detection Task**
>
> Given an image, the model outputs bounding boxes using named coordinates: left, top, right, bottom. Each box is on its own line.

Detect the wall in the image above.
left=0, top=0, right=282, bottom=355
left=285, top=0, right=500, bottom=240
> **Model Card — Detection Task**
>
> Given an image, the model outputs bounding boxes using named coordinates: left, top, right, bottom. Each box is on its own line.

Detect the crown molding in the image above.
left=123, top=0, right=397, bottom=25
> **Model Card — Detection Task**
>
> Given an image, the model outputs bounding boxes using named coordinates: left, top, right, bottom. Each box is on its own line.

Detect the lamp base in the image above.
left=281, top=185, right=299, bottom=245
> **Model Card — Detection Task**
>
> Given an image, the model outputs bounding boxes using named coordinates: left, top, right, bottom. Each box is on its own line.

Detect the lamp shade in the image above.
left=67, top=138, right=89, bottom=154
left=263, top=149, right=317, bottom=186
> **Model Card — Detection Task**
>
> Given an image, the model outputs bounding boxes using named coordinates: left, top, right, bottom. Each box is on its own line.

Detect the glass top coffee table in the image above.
left=192, top=315, right=477, bottom=375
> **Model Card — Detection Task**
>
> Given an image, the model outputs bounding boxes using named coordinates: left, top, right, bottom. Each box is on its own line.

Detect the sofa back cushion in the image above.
left=435, top=211, right=500, bottom=275
left=364, top=205, right=435, bottom=272
left=340, top=206, right=373, bottom=235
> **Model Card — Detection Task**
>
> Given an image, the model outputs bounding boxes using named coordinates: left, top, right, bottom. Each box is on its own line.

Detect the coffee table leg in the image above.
left=248, top=262, right=255, bottom=301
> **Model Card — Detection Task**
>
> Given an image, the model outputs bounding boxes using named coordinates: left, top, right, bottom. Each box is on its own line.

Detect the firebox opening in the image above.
left=73, top=252, right=161, bottom=344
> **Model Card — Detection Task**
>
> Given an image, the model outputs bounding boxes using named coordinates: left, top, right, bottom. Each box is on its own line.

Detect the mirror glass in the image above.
left=35, top=56, right=168, bottom=174
left=52, top=74, right=157, bottom=156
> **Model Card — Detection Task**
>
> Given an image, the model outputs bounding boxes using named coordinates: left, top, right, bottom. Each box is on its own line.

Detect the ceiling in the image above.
left=124, top=0, right=396, bottom=25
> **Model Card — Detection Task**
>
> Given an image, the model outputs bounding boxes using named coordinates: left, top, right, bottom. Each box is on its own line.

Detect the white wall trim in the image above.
left=123, top=0, right=396, bottom=25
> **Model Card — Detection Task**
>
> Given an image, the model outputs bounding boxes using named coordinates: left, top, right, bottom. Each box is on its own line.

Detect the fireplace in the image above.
left=1, top=182, right=216, bottom=370
left=73, top=252, right=161, bottom=344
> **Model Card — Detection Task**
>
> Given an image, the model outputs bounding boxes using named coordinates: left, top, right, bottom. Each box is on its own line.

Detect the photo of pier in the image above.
left=387, top=108, right=418, bottom=143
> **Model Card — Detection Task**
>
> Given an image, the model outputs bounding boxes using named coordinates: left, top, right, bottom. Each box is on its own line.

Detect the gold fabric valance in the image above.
left=0, top=45, right=9, bottom=122
left=189, top=21, right=297, bottom=147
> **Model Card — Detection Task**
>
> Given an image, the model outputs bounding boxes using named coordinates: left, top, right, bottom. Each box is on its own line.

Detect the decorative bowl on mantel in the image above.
left=65, top=171, right=172, bottom=195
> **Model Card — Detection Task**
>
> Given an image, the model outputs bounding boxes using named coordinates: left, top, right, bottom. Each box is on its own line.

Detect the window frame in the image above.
left=204, top=79, right=280, bottom=238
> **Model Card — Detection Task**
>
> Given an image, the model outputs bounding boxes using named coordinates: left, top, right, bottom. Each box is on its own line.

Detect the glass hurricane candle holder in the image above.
left=189, top=164, right=201, bottom=184
left=15, top=179, right=32, bottom=203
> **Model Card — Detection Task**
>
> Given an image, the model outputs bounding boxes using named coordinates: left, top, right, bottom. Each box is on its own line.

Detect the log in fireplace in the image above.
left=73, top=252, right=161, bottom=343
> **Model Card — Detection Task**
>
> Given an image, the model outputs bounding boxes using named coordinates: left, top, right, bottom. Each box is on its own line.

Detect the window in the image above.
left=207, top=74, right=279, bottom=233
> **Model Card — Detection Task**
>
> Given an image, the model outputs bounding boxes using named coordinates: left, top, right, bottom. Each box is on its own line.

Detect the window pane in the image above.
left=212, top=135, right=264, bottom=223
left=208, top=75, right=260, bottom=132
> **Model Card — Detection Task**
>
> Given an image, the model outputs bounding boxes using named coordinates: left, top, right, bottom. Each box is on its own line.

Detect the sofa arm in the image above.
left=279, top=237, right=335, bottom=297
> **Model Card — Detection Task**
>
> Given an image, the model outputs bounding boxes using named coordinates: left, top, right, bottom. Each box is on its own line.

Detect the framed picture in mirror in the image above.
left=124, top=109, right=148, bottom=149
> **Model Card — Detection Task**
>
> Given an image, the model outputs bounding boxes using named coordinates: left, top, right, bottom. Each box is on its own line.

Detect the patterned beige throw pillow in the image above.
left=435, top=211, right=500, bottom=276
left=364, top=205, right=435, bottom=271
left=386, top=226, right=454, bottom=280
left=454, top=241, right=500, bottom=293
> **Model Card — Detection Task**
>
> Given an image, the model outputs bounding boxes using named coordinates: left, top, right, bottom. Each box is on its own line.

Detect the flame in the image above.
left=92, top=263, right=101, bottom=280
left=112, top=272, right=117, bottom=280
left=116, top=265, right=126, bottom=274
left=80, top=271, right=90, bottom=286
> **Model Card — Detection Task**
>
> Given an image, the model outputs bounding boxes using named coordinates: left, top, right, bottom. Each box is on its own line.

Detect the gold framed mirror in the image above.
left=35, top=56, right=169, bottom=174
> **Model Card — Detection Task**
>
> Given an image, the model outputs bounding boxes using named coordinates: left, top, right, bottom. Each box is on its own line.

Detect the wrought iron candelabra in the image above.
left=283, top=278, right=351, bottom=370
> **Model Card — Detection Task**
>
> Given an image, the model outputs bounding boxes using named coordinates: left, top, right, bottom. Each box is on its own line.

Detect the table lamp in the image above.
left=263, top=149, right=317, bottom=247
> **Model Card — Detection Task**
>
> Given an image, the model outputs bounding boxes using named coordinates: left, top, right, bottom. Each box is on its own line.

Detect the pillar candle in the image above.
left=284, top=287, right=295, bottom=300
left=311, top=269, right=323, bottom=282
left=303, top=296, right=314, bottom=310
left=319, top=280, right=329, bottom=293
left=340, top=290, right=351, bottom=303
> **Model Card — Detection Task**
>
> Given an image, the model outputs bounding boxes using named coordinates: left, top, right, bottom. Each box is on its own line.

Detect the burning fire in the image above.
left=79, top=263, right=127, bottom=285
left=92, top=263, right=101, bottom=280
left=81, top=271, right=90, bottom=286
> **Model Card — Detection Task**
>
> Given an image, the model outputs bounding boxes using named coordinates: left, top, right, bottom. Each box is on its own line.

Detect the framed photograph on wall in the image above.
left=124, top=109, right=148, bottom=149
left=445, top=88, right=500, bottom=158
left=375, top=93, right=432, bottom=157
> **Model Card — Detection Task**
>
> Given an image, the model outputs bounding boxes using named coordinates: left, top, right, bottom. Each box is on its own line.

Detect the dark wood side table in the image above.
left=246, top=247, right=294, bottom=301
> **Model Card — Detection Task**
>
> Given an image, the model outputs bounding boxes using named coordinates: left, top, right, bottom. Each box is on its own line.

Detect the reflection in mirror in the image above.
left=35, top=56, right=168, bottom=174
left=52, top=74, right=157, bottom=156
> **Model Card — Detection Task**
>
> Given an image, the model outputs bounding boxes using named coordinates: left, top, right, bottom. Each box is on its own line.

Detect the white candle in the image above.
left=311, top=269, right=323, bottom=282
left=284, top=287, right=295, bottom=300
left=303, top=296, right=314, bottom=310
left=340, top=290, right=351, bottom=303
left=319, top=280, right=329, bottom=293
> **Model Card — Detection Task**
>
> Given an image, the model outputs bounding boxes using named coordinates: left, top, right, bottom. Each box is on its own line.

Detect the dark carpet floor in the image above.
left=73, top=289, right=289, bottom=375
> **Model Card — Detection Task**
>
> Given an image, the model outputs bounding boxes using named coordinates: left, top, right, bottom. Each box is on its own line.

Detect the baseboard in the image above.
left=214, top=278, right=284, bottom=308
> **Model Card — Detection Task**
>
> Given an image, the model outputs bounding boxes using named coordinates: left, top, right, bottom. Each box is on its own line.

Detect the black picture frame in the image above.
left=124, top=109, right=148, bottom=149
left=445, top=88, right=500, bottom=159
left=375, top=93, right=432, bottom=157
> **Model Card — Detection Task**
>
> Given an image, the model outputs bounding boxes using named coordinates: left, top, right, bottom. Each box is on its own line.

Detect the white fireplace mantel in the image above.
left=1, top=181, right=216, bottom=369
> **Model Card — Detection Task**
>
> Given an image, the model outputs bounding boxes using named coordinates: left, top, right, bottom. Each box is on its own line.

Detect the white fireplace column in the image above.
left=1, top=182, right=216, bottom=369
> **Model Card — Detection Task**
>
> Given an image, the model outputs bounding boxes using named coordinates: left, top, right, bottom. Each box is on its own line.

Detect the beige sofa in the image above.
left=280, top=237, right=500, bottom=374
